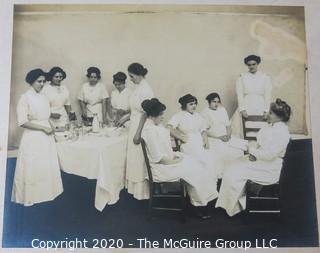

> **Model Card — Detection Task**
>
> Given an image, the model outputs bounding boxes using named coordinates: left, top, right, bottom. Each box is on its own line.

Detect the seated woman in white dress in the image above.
left=78, top=67, right=110, bottom=124
left=167, top=94, right=221, bottom=180
left=110, top=72, right=131, bottom=125
left=41, top=66, right=73, bottom=130
left=201, top=93, right=245, bottom=178
left=12, top=69, right=63, bottom=206
left=141, top=98, right=218, bottom=219
left=216, top=99, right=291, bottom=216
left=231, top=55, right=272, bottom=137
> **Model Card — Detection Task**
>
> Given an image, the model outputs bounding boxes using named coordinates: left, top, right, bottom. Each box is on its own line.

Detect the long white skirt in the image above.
left=215, top=156, right=283, bottom=216
left=208, top=137, right=244, bottom=178
left=152, top=153, right=218, bottom=206
left=180, top=132, right=222, bottom=180
left=125, top=114, right=149, bottom=200
left=12, top=129, right=63, bottom=206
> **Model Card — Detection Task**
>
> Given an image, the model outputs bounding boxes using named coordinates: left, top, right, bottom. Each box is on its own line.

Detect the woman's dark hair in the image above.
left=206, top=92, right=221, bottom=104
left=178, top=94, right=198, bottom=110
left=270, top=98, right=291, bottom=122
left=25, top=68, right=47, bottom=85
left=113, top=72, right=127, bottom=83
left=128, top=63, right=148, bottom=77
left=86, top=67, right=101, bottom=79
left=47, top=66, right=66, bottom=81
left=141, top=98, right=166, bottom=117
left=244, top=55, right=261, bottom=65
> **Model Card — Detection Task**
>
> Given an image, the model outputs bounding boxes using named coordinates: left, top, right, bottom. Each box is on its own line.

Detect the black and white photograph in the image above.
left=0, top=1, right=319, bottom=251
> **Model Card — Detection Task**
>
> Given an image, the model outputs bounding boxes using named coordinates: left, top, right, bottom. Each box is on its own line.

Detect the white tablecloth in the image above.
left=56, top=134, right=127, bottom=211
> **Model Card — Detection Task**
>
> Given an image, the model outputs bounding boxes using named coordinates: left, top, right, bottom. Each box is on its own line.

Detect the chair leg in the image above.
left=147, top=187, right=153, bottom=221
left=179, top=183, right=186, bottom=223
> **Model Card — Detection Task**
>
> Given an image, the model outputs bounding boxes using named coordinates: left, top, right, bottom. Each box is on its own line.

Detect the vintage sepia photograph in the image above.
left=0, top=2, right=319, bottom=251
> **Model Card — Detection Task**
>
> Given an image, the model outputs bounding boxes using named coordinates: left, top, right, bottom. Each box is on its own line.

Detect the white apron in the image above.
left=231, top=71, right=272, bottom=137
left=126, top=79, right=154, bottom=200
left=12, top=88, right=63, bottom=206
left=41, top=84, right=71, bottom=128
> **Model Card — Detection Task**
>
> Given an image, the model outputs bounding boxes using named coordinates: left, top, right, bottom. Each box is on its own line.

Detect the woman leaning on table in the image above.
left=230, top=55, right=272, bottom=137
left=12, top=68, right=63, bottom=206
left=78, top=67, right=110, bottom=124
left=116, top=63, right=154, bottom=200
left=141, top=98, right=217, bottom=219
left=216, top=99, right=291, bottom=217
left=41, top=66, right=72, bottom=130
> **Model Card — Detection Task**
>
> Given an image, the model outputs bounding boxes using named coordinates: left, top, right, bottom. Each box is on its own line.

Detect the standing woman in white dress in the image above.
left=231, top=55, right=272, bottom=137
left=78, top=67, right=110, bottom=124
left=12, top=69, right=63, bottom=206
left=141, top=98, right=217, bottom=219
left=201, top=92, right=244, bottom=178
left=116, top=63, right=154, bottom=200
left=216, top=99, right=291, bottom=216
left=167, top=94, right=221, bottom=180
left=110, top=72, right=131, bottom=124
left=41, top=66, right=72, bottom=130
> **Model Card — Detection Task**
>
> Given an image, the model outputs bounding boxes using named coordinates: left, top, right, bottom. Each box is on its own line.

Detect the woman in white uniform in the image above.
left=141, top=98, right=218, bottom=219
left=167, top=94, right=221, bottom=181
left=110, top=72, right=131, bottom=124
left=12, top=69, right=63, bottom=206
left=116, top=63, right=154, bottom=200
left=78, top=67, right=110, bottom=124
left=231, top=55, right=272, bottom=137
left=216, top=99, right=291, bottom=216
left=41, top=66, right=72, bottom=130
left=201, top=93, right=245, bottom=178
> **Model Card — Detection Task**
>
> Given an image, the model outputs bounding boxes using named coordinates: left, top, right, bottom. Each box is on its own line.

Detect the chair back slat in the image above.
left=140, top=138, right=154, bottom=184
left=242, top=115, right=268, bottom=141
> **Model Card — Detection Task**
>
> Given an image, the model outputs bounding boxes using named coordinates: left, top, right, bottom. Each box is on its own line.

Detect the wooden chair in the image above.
left=245, top=141, right=291, bottom=216
left=242, top=115, right=268, bottom=141
left=140, top=138, right=186, bottom=222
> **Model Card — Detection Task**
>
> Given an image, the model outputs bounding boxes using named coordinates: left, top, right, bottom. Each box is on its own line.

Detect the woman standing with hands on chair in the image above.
left=116, top=63, right=154, bottom=200
left=12, top=69, right=63, bottom=206
left=216, top=99, right=291, bottom=216
left=231, top=55, right=272, bottom=137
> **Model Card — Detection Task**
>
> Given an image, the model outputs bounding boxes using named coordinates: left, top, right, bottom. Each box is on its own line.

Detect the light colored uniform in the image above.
left=201, top=106, right=244, bottom=178
left=231, top=71, right=272, bottom=137
left=110, top=87, right=131, bottom=111
left=41, top=84, right=71, bottom=128
left=142, top=119, right=218, bottom=206
left=168, top=110, right=221, bottom=180
left=126, top=79, right=154, bottom=200
left=216, top=121, right=290, bottom=216
left=12, top=87, right=63, bottom=206
left=78, top=82, right=109, bottom=122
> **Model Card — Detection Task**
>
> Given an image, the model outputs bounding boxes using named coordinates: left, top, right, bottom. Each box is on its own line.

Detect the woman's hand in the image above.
left=203, top=141, right=210, bottom=149
left=219, top=135, right=230, bottom=142
left=50, top=113, right=61, bottom=120
left=240, top=110, right=249, bottom=118
left=248, top=154, right=257, bottom=162
left=179, top=134, right=188, bottom=143
left=263, top=111, right=269, bottom=120
left=42, top=127, right=53, bottom=135
left=133, top=133, right=141, bottom=145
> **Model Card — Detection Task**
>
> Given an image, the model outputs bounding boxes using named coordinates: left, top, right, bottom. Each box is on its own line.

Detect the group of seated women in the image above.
left=12, top=55, right=292, bottom=220
left=140, top=95, right=291, bottom=219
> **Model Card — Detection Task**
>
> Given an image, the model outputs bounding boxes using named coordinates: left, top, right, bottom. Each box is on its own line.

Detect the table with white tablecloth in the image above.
left=56, top=133, right=128, bottom=211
